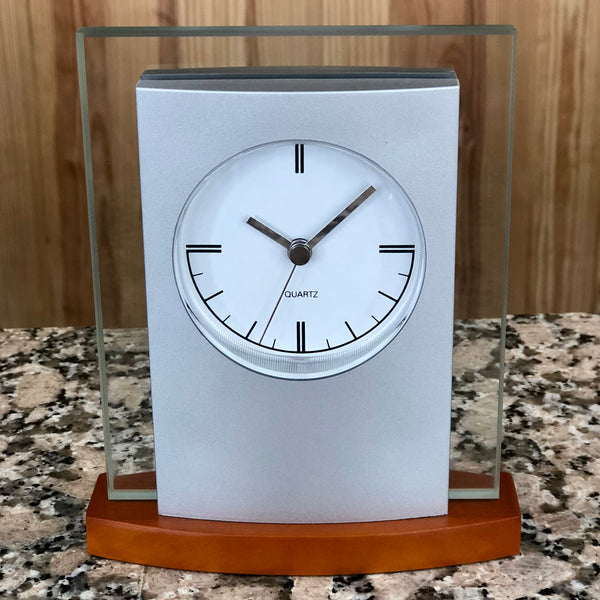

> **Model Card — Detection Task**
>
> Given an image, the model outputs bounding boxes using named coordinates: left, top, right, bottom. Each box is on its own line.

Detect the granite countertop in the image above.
left=1, top=313, right=599, bottom=599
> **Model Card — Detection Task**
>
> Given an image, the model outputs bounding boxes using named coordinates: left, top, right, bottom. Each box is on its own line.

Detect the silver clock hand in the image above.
left=247, top=217, right=291, bottom=249
left=259, top=265, right=296, bottom=344
left=308, top=185, right=376, bottom=248
left=247, top=217, right=312, bottom=266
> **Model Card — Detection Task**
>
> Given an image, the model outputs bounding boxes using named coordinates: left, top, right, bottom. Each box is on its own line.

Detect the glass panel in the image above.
left=78, top=25, right=514, bottom=500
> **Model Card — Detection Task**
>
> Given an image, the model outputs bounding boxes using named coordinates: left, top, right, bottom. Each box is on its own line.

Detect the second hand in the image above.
left=259, top=265, right=296, bottom=345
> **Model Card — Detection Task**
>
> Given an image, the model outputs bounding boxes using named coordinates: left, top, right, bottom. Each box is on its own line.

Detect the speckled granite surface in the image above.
left=1, top=314, right=599, bottom=599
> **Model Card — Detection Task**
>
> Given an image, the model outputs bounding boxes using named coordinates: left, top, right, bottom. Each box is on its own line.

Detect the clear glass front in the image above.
left=171, top=140, right=426, bottom=379
left=78, top=25, right=514, bottom=500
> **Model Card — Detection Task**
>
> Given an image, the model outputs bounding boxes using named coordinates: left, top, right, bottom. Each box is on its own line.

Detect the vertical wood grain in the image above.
left=492, top=0, right=600, bottom=314
left=0, top=0, right=599, bottom=326
left=0, top=0, right=89, bottom=325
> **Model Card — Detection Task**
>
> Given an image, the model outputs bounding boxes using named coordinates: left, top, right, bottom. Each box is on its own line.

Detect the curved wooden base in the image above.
left=86, top=472, right=520, bottom=575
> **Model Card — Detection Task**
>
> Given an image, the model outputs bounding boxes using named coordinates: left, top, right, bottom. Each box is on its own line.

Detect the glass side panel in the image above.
left=78, top=25, right=514, bottom=500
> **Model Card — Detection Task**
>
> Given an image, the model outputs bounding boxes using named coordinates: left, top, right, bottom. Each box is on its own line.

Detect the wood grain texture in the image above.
left=0, top=0, right=599, bottom=326
left=498, top=0, right=600, bottom=315
left=86, top=471, right=520, bottom=574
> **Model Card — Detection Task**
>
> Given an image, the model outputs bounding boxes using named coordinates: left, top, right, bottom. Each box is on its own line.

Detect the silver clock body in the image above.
left=136, top=69, right=459, bottom=523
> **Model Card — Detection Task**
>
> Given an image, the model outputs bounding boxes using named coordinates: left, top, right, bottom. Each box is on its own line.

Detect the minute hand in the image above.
left=307, top=185, right=376, bottom=248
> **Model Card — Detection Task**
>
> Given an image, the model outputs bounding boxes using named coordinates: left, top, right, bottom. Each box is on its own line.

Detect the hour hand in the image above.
left=246, top=217, right=291, bottom=249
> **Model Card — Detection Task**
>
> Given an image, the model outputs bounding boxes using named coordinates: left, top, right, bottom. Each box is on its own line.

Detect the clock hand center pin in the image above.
left=287, top=238, right=312, bottom=266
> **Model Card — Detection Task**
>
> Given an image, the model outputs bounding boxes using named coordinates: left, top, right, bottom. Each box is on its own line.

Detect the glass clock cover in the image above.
left=79, top=27, right=513, bottom=506
left=173, top=139, right=426, bottom=379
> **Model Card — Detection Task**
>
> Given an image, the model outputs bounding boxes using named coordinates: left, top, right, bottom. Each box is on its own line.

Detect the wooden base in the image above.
left=86, top=472, right=521, bottom=575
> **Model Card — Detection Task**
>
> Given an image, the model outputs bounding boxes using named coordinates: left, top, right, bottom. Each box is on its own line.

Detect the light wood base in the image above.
left=86, top=472, right=520, bottom=575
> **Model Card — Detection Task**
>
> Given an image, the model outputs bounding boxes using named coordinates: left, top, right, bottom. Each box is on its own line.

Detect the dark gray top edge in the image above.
left=76, top=24, right=516, bottom=39
left=140, top=67, right=457, bottom=81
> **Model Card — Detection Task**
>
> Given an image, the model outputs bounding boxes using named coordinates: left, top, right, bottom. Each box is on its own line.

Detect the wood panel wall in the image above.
left=1, top=0, right=599, bottom=327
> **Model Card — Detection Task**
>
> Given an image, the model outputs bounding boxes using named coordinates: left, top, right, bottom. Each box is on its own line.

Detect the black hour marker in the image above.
left=187, top=244, right=222, bottom=253
left=345, top=321, right=357, bottom=339
left=294, top=143, right=304, bottom=174
left=378, top=290, right=399, bottom=303
left=379, top=244, right=414, bottom=253
left=246, top=320, right=258, bottom=339
left=296, top=321, right=306, bottom=352
left=371, top=314, right=380, bottom=323
left=204, top=289, right=224, bottom=302
left=223, top=314, right=231, bottom=323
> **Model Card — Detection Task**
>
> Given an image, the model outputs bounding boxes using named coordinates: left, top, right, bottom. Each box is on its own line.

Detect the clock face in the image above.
left=173, top=140, right=426, bottom=379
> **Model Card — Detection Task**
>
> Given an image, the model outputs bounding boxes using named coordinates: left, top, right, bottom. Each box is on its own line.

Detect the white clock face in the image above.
left=173, top=140, right=426, bottom=379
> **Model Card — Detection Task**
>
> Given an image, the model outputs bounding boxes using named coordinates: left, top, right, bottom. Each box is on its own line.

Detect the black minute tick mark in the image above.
left=345, top=321, right=357, bottom=339
left=204, top=290, right=224, bottom=302
left=246, top=321, right=258, bottom=339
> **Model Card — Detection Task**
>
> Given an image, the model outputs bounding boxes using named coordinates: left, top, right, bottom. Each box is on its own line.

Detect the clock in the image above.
left=172, top=139, right=426, bottom=380
left=136, top=68, right=459, bottom=523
